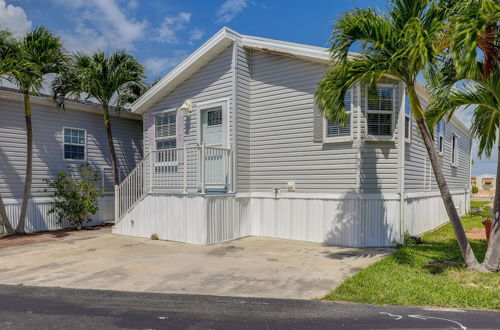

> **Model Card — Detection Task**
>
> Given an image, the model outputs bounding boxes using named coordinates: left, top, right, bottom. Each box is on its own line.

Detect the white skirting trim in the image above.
left=114, top=190, right=470, bottom=247
left=0, top=196, right=115, bottom=233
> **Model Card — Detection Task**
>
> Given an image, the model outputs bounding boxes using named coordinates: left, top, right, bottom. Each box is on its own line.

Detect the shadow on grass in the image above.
left=389, top=238, right=488, bottom=275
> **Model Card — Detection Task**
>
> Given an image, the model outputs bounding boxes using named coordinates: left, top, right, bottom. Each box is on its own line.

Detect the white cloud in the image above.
left=144, top=52, right=188, bottom=78
left=155, top=12, right=191, bottom=44
left=0, top=0, right=31, bottom=37
left=188, top=28, right=204, bottom=44
left=215, top=0, right=248, bottom=24
left=52, top=0, right=147, bottom=52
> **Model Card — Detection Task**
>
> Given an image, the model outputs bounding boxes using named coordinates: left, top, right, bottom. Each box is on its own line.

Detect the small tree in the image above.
left=44, top=165, right=101, bottom=230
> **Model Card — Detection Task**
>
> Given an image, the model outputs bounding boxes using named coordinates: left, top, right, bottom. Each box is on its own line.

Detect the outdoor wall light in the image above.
left=179, top=99, right=192, bottom=116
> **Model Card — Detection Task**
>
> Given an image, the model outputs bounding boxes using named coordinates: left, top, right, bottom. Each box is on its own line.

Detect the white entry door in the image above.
left=200, top=106, right=225, bottom=188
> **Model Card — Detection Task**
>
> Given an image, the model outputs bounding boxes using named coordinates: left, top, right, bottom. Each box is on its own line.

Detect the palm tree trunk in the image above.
left=103, top=105, right=120, bottom=186
left=407, top=86, right=483, bottom=270
left=0, top=194, right=14, bottom=234
left=482, top=145, right=500, bottom=272
left=16, top=92, right=33, bottom=234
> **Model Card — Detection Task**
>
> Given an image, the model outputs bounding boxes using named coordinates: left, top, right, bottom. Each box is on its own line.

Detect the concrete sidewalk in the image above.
left=0, top=228, right=392, bottom=299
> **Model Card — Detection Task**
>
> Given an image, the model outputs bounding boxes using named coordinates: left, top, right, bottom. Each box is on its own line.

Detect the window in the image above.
left=324, top=90, right=352, bottom=140
left=367, top=86, right=394, bottom=136
left=207, top=109, right=222, bottom=126
left=437, top=120, right=445, bottom=155
left=155, top=112, right=176, bottom=150
left=63, top=128, right=86, bottom=160
left=451, top=134, right=458, bottom=166
left=404, top=92, right=411, bottom=142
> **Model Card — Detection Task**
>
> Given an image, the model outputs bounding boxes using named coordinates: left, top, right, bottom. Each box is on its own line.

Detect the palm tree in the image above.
left=2, top=27, right=66, bottom=234
left=315, top=0, right=484, bottom=269
left=52, top=51, right=146, bottom=186
left=427, top=0, right=499, bottom=271
left=0, top=30, right=18, bottom=234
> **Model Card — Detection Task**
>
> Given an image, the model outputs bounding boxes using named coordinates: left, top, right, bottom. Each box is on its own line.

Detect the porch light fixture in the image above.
left=179, top=99, right=192, bottom=116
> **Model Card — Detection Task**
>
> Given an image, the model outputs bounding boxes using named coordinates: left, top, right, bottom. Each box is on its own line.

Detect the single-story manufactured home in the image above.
left=113, top=27, right=472, bottom=247
left=0, top=87, right=142, bottom=232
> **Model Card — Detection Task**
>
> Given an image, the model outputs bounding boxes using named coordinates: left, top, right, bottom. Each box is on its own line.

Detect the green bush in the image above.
left=472, top=185, right=478, bottom=194
left=44, top=164, right=102, bottom=230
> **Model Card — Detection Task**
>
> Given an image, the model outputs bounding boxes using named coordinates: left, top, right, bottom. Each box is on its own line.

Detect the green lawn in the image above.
left=325, top=200, right=499, bottom=310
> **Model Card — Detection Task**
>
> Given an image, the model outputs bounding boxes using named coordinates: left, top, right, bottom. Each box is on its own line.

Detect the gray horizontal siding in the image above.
left=0, top=98, right=143, bottom=199
left=249, top=50, right=359, bottom=193
left=404, top=96, right=471, bottom=192
left=146, top=45, right=234, bottom=153
left=236, top=44, right=251, bottom=192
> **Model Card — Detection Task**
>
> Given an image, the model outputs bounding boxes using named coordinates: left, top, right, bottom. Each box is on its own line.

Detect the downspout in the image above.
left=398, top=83, right=406, bottom=243
left=231, top=38, right=239, bottom=193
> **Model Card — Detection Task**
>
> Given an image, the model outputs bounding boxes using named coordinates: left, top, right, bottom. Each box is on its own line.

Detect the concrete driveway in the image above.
left=0, top=228, right=392, bottom=299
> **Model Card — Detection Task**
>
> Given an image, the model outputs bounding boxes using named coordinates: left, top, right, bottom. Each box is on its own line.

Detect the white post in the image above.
left=114, top=184, right=119, bottom=223
left=228, top=149, right=233, bottom=193
left=201, top=143, right=206, bottom=194
left=183, top=145, right=187, bottom=193
left=149, top=151, right=154, bottom=192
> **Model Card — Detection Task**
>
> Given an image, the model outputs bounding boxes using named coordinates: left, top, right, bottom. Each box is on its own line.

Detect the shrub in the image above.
left=44, top=164, right=102, bottom=230
left=151, top=233, right=159, bottom=240
left=472, top=185, right=478, bottom=194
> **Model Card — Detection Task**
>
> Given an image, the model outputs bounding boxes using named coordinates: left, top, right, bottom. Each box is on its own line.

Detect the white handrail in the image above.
left=116, top=146, right=232, bottom=220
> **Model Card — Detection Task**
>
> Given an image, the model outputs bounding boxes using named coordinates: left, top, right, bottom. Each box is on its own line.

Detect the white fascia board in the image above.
left=0, top=89, right=141, bottom=120
left=131, top=27, right=240, bottom=114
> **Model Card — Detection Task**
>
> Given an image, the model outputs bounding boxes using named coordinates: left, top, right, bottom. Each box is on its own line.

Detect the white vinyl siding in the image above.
left=155, top=112, right=176, bottom=150
left=366, top=85, right=395, bottom=137
left=63, top=128, right=86, bottom=160
left=324, top=89, right=352, bottom=141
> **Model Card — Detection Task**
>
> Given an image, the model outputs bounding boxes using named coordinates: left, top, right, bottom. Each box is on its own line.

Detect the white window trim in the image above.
left=451, top=133, right=459, bottom=167
left=404, top=93, right=412, bottom=143
left=365, top=83, right=396, bottom=142
left=196, top=97, right=230, bottom=148
left=154, top=108, right=177, bottom=151
left=322, top=90, right=354, bottom=143
left=63, top=126, right=87, bottom=161
left=437, top=121, right=445, bottom=156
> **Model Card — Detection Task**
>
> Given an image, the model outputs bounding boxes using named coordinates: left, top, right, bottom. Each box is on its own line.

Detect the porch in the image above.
left=115, top=145, right=233, bottom=220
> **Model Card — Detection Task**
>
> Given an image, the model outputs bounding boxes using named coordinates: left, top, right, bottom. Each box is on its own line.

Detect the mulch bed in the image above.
left=465, top=227, right=486, bottom=240
left=0, top=225, right=111, bottom=248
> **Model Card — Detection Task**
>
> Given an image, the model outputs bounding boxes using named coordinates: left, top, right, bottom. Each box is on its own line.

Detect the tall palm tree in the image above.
left=0, top=30, right=19, bottom=234
left=3, top=27, right=66, bottom=234
left=427, top=0, right=500, bottom=272
left=315, top=0, right=483, bottom=269
left=52, top=51, right=146, bottom=186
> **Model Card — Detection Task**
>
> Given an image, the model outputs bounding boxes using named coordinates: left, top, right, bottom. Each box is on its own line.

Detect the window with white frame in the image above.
left=451, top=134, right=458, bottom=166
left=63, top=128, right=86, bottom=160
left=437, top=120, right=445, bottom=155
left=155, top=112, right=176, bottom=150
left=404, top=92, right=411, bottom=142
left=324, top=90, right=352, bottom=140
left=367, top=85, right=394, bottom=136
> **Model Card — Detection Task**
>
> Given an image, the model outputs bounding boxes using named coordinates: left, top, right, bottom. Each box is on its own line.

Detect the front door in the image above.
left=201, top=106, right=225, bottom=189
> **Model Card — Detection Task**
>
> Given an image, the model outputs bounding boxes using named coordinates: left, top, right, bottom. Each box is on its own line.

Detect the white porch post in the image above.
left=183, top=145, right=187, bottom=193
left=201, top=143, right=206, bottom=193
left=114, top=185, right=119, bottom=222
left=149, top=151, right=154, bottom=192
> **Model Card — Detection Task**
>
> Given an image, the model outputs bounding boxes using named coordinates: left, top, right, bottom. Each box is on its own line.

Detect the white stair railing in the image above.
left=115, top=152, right=149, bottom=221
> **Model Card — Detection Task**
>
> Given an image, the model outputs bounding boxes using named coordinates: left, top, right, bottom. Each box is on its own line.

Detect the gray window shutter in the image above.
left=313, top=104, right=323, bottom=143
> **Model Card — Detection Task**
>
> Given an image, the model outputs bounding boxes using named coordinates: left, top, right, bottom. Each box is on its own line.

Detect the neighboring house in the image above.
left=473, top=174, right=496, bottom=197
left=0, top=87, right=143, bottom=232
left=113, top=27, right=471, bottom=247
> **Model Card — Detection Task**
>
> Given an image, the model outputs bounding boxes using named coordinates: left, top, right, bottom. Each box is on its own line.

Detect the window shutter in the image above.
left=313, top=103, right=324, bottom=143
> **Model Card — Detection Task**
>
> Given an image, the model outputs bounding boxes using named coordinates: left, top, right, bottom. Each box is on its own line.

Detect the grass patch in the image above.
left=325, top=204, right=500, bottom=310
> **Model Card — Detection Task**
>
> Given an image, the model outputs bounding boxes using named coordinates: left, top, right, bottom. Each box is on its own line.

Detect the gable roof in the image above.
left=132, top=27, right=470, bottom=137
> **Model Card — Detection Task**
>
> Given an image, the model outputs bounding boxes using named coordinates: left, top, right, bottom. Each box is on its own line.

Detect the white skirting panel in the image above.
left=0, top=196, right=114, bottom=233
left=113, top=190, right=471, bottom=247
left=247, top=195, right=400, bottom=247
left=404, top=190, right=470, bottom=236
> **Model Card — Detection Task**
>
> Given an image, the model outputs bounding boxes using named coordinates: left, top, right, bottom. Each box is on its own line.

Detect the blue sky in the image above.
left=0, top=0, right=494, bottom=175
